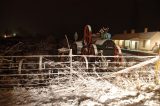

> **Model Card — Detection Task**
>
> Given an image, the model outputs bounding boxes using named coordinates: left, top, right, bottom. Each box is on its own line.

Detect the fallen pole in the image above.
left=104, top=56, right=159, bottom=78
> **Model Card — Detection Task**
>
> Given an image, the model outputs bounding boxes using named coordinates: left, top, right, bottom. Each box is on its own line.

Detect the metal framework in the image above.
left=0, top=50, right=159, bottom=88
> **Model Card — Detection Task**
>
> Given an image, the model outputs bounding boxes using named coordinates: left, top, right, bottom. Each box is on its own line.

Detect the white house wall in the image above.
left=150, top=32, right=160, bottom=50
left=114, top=40, right=138, bottom=50
left=138, top=40, right=151, bottom=50
left=113, top=32, right=160, bottom=52
left=118, top=40, right=124, bottom=47
left=146, top=40, right=151, bottom=50
left=124, top=40, right=130, bottom=49
left=131, top=41, right=135, bottom=49
left=114, top=40, right=119, bottom=45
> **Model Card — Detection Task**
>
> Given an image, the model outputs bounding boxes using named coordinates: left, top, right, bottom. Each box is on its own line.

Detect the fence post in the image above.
left=18, top=59, right=24, bottom=74
left=39, top=56, right=43, bottom=71
left=69, top=49, right=73, bottom=86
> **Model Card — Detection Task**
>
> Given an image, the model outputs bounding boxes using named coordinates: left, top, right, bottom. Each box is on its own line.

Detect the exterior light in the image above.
left=13, top=33, right=16, bottom=36
left=4, top=35, right=7, bottom=38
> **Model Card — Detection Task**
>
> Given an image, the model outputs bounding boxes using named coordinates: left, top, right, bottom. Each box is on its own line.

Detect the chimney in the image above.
left=131, top=29, right=135, bottom=34
left=144, top=28, right=148, bottom=33
left=123, top=30, right=127, bottom=34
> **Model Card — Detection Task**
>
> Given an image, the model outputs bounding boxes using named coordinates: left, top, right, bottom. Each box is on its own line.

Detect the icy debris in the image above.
left=1, top=81, right=160, bottom=106
left=99, top=89, right=138, bottom=103
left=153, top=85, right=160, bottom=91
left=79, top=99, right=103, bottom=106
left=144, top=100, right=160, bottom=106
left=139, top=83, right=156, bottom=92
left=1, top=64, right=160, bottom=106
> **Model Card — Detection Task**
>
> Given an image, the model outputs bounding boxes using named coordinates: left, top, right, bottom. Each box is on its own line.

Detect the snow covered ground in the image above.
left=0, top=75, right=160, bottom=106
left=0, top=56, right=160, bottom=106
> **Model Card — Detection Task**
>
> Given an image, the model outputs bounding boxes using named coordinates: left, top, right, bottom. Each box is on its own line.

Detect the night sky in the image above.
left=0, top=0, right=160, bottom=37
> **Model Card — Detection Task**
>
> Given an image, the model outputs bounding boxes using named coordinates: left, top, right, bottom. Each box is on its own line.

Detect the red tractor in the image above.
left=72, top=25, right=123, bottom=64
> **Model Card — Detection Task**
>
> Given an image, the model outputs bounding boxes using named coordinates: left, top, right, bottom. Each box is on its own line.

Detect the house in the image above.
left=112, top=28, right=160, bottom=52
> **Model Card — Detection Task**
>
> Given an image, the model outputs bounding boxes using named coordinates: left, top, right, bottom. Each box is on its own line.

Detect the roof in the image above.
left=112, top=32, right=160, bottom=40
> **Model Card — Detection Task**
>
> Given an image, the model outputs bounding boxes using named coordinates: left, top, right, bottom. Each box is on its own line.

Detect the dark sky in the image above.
left=0, top=0, right=160, bottom=36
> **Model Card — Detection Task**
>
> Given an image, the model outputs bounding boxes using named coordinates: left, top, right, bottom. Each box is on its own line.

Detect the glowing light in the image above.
left=4, top=35, right=7, bottom=38
left=13, top=33, right=16, bottom=36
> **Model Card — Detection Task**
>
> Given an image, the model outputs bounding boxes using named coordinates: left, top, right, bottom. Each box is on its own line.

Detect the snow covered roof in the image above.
left=112, top=32, right=160, bottom=40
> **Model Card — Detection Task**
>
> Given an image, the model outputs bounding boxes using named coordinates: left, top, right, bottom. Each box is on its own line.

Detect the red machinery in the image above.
left=72, top=25, right=123, bottom=63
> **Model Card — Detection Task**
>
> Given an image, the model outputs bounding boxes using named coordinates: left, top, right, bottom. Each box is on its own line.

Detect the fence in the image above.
left=0, top=50, right=159, bottom=88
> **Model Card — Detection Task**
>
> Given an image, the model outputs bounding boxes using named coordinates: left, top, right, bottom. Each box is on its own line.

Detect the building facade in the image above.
left=112, top=30, right=160, bottom=53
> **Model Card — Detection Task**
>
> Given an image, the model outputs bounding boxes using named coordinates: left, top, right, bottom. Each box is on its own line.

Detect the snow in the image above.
left=0, top=64, right=160, bottom=106
left=0, top=77, right=160, bottom=106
